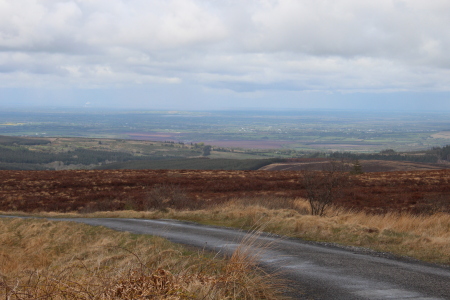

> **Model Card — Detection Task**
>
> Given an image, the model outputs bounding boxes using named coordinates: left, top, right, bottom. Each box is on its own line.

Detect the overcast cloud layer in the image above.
left=1, top=0, right=450, bottom=110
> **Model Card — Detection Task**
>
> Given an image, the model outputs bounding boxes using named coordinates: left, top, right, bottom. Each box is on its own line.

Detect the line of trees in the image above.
left=0, top=136, right=51, bottom=146
left=429, top=145, right=450, bottom=161
left=0, top=145, right=143, bottom=165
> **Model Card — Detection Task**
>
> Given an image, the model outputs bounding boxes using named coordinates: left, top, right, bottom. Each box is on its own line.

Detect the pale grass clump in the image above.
left=0, top=218, right=285, bottom=300
left=324, top=209, right=450, bottom=263
left=332, top=210, right=450, bottom=239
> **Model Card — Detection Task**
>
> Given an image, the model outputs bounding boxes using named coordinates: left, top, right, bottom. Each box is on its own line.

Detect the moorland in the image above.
left=1, top=168, right=449, bottom=215
left=1, top=109, right=450, bottom=299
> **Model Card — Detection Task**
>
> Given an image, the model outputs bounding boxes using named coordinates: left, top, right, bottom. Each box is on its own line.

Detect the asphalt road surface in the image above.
left=4, top=217, right=450, bottom=299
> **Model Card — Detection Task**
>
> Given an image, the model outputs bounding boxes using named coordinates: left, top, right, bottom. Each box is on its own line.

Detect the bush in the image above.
left=302, top=160, right=349, bottom=216
left=145, top=184, right=199, bottom=211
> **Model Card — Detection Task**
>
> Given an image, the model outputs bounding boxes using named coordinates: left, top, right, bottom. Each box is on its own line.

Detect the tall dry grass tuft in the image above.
left=0, top=218, right=286, bottom=300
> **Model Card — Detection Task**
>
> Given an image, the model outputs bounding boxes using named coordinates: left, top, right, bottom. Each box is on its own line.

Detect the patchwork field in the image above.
left=1, top=169, right=449, bottom=215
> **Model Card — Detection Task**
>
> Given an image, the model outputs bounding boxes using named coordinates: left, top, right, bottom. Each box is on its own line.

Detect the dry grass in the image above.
left=1, top=195, right=449, bottom=266
left=201, top=199, right=450, bottom=265
left=0, top=218, right=285, bottom=299
left=193, top=198, right=450, bottom=264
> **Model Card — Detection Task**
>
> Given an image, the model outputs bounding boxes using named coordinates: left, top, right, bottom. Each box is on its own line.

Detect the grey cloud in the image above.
left=246, top=0, right=450, bottom=62
left=1, top=0, right=450, bottom=98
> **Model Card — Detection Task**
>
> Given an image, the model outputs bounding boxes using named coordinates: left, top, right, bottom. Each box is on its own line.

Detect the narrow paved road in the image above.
left=4, top=217, right=450, bottom=299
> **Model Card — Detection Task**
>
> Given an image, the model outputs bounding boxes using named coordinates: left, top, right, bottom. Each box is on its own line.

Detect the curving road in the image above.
left=4, top=216, right=450, bottom=299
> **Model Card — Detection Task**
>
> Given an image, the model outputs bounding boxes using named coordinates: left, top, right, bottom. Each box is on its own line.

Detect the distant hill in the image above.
left=260, top=159, right=450, bottom=172
left=0, top=135, right=281, bottom=171
left=2, top=134, right=450, bottom=172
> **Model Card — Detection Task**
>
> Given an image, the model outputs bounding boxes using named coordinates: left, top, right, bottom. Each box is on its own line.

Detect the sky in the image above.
left=1, top=0, right=450, bottom=111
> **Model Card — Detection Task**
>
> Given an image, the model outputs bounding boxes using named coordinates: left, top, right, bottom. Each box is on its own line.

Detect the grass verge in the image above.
left=0, top=218, right=286, bottom=299
left=1, top=196, right=449, bottom=265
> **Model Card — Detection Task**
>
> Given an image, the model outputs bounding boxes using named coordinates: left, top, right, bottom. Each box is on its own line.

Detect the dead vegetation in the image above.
left=1, top=169, right=449, bottom=214
left=0, top=218, right=285, bottom=299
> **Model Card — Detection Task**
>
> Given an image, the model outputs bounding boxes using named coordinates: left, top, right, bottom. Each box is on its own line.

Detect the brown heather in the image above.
left=1, top=169, right=450, bottom=214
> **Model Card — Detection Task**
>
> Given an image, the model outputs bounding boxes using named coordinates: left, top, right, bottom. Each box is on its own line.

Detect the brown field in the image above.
left=126, top=132, right=180, bottom=141
left=306, top=143, right=384, bottom=151
left=1, top=169, right=449, bottom=215
left=207, top=140, right=296, bottom=149
left=431, top=131, right=450, bottom=139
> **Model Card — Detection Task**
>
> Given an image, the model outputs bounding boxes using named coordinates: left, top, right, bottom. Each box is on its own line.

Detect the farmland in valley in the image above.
left=2, top=109, right=450, bottom=153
